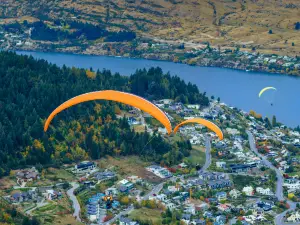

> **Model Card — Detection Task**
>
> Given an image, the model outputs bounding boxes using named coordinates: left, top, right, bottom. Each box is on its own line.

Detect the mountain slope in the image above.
left=1, top=0, right=300, bottom=55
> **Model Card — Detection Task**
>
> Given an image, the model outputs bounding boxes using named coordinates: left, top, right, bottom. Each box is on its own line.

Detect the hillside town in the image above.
left=1, top=97, right=300, bottom=225
left=1, top=21, right=300, bottom=77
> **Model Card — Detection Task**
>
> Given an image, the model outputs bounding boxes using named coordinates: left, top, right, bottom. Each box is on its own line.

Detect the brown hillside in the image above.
left=1, top=0, right=300, bottom=55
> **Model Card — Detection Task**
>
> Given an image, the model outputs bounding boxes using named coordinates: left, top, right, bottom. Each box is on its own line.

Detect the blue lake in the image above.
left=16, top=51, right=300, bottom=128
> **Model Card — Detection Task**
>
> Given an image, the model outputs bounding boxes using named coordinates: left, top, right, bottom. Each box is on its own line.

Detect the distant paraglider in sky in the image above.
left=258, top=87, right=277, bottom=98
left=173, top=118, right=224, bottom=140
left=44, top=90, right=172, bottom=134
left=258, top=87, right=277, bottom=106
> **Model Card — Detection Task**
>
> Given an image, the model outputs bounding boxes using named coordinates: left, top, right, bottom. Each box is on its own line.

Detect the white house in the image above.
left=216, top=162, right=226, bottom=169
left=166, top=202, right=176, bottom=211
left=156, top=194, right=167, bottom=202
left=186, top=104, right=200, bottom=110
left=158, top=127, right=167, bottom=135
left=283, top=182, right=300, bottom=190
left=287, top=211, right=300, bottom=223
left=242, top=186, right=254, bottom=196
left=256, top=187, right=274, bottom=196
left=229, top=189, right=241, bottom=199
left=168, top=186, right=179, bottom=192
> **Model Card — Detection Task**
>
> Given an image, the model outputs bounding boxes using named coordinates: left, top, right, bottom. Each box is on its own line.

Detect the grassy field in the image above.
left=129, top=207, right=162, bottom=224
left=185, top=145, right=206, bottom=166
left=97, top=156, right=163, bottom=183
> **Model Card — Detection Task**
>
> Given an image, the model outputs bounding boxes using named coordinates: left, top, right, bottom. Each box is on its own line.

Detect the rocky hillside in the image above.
left=1, top=0, right=300, bottom=55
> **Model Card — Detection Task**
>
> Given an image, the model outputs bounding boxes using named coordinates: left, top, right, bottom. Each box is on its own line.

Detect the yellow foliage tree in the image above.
left=33, top=139, right=45, bottom=152
left=86, top=70, right=96, bottom=79
left=114, top=105, right=121, bottom=115
left=120, top=196, right=130, bottom=205
left=288, top=193, right=295, bottom=199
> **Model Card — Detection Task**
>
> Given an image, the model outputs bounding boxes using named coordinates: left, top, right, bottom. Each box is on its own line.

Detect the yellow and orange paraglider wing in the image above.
left=258, top=87, right=276, bottom=98
left=44, top=90, right=172, bottom=134
left=173, top=118, right=223, bottom=140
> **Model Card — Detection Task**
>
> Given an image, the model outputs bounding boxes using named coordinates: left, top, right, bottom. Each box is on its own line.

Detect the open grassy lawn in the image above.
left=97, top=156, right=163, bottom=183
left=185, top=146, right=206, bottom=166
left=28, top=167, right=76, bottom=187
left=129, top=208, right=162, bottom=224
left=44, top=168, right=76, bottom=182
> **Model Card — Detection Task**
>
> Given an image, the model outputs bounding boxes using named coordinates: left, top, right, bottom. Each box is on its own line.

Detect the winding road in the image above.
left=247, top=131, right=298, bottom=225
left=67, top=182, right=81, bottom=222
left=200, top=135, right=212, bottom=172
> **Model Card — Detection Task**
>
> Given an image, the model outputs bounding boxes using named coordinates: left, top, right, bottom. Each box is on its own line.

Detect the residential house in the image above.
left=195, top=203, right=208, bottom=211
left=127, top=175, right=142, bottom=183
left=146, top=165, right=172, bottom=178
left=10, top=190, right=37, bottom=203
left=287, top=211, right=300, bottom=223
left=199, top=172, right=227, bottom=181
left=94, top=171, right=115, bottom=181
left=208, top=179, right=232, bottom=189
left=229, top=189, right=241, bottom=199
left=215, top=192, right=227, bottom=201
left=204, top=211, right=213, bottom=219
left=181, top=214, right=191, bottom=224
left=184, top=204, right=196, bottom=215
left=119, top=216, right=139, bottom=225
left=167, top=186, right=179, bottom=193
left=188, top=179, right=206, bottom=190
left=217, top=204, right=231, bottom=212
left=127, top=117, right=140, bottom=125
left=256, top=187, right=274, bottom=196
left=45, top=189, right=62, bottom=200
left=10, top=192, right=23, bottom=203
left=87, top=202, right=100, bottom=222
left=16, top=168, right=39, bottom=183
left=187, top=104, right=200, bottom=110
left=215, top=215, right=227, bottom=224
left=75, top=161, right=96, bottom=173
left=105, top=187, right=118, bottom=196
left=230, top=164, right=252, bottom=173
left=216, top=162, right=226, bottom=169
left=166, top=202, right=176, bottom=211
left=242, top=186, right=254, bottom=196
left=192, top=219, right=206, bottom=225
left=118, top=179, right=134, bottom=193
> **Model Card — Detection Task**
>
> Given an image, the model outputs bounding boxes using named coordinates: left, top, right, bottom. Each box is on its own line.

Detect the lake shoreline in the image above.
left=11, top=46, right=299, bottom=77
left=15, top=49, right=300, bottom=128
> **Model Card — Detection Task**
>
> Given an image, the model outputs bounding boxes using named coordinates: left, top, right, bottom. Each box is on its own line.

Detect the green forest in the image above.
left=3, top=20, right=136, bottom=42
left=0, top=51, right=209, bottom=177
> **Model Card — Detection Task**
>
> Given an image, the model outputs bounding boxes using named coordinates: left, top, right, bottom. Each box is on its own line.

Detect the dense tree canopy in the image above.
left=0, top=51, right=208, bottom=176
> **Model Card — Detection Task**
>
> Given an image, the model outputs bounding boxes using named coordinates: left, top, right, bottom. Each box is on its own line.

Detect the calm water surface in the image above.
left=17, top=51, right=300, bottom=127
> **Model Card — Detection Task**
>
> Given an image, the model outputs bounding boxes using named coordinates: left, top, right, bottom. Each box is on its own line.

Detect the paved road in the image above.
left=247, top=131, right=299, bottom=225
left=102, top=206, right=134, bottom=225
left=247, top=131, right=284, bottom=201
left=142, top=182, right=165, bottom=201
left=67, top=182, right=81, bottom=222
left=201, top=135, right=211, bottom=172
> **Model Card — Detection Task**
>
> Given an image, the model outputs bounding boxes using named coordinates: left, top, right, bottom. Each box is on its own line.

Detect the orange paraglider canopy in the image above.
left=44, top=90, right=172, bottom=134
left=173, top=118, right=223, bottom=140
